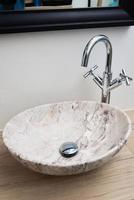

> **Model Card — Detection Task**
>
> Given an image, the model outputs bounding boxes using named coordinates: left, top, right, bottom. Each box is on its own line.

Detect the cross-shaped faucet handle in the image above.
left=83, top=65, right=98, bottom=78
left=120, top=69, right=133, bottom=86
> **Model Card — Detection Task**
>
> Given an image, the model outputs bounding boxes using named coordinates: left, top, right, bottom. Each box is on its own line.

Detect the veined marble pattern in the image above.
left=2, top=101, right=131, bottom=175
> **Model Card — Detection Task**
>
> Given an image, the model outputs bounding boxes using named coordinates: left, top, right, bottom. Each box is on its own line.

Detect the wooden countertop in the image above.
left=0, top=110, right=134, bottom=200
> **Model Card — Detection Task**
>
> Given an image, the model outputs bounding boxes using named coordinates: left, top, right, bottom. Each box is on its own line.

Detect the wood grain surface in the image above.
left=0, top=110, right=134, bottom=200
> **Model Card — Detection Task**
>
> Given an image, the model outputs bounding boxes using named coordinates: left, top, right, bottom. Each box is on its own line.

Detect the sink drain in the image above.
left=59, top=142, right=78, bottom=158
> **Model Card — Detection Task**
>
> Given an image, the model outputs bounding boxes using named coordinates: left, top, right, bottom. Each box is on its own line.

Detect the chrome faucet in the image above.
left=81, top=35, right=133, bottom=104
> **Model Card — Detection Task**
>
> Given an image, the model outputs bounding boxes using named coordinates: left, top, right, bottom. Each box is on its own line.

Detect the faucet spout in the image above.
left=81, top=35, right=112, bottom=74
left=81, top=35, right=113, bottom=104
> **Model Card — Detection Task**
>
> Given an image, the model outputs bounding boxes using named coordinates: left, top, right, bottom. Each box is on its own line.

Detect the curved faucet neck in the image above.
left=81, top=35, right=112, bottom=74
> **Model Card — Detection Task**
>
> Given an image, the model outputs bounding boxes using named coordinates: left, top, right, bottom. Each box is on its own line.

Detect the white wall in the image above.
left=0, top=26, right=134, bottom=129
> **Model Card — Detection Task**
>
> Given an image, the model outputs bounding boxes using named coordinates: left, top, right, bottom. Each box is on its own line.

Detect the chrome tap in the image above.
left=81, top=35, right=133, bottom=104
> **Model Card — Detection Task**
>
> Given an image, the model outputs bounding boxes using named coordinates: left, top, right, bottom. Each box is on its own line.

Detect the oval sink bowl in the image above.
left=3, top=101, right=131, bottom=175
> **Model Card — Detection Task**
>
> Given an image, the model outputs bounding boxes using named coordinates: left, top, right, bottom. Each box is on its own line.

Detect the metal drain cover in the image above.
left=59, top=142, right=78, bottom=158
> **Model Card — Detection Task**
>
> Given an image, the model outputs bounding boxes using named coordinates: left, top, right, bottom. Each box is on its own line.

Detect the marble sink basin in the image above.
left=2, top=101, right=131, bottom=175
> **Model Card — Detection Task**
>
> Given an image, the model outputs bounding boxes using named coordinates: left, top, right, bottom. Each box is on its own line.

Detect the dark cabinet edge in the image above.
left=0, top=19, right=133, bottom=34
left=0, top=0, right=134, bottom=34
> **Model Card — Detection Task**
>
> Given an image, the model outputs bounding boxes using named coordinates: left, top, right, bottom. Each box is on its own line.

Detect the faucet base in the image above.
left=101, top=92, right=110, bottom=104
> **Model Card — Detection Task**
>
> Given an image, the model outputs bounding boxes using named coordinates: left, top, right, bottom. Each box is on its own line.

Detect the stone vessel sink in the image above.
left=2, top=101, right=131, bottom=175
